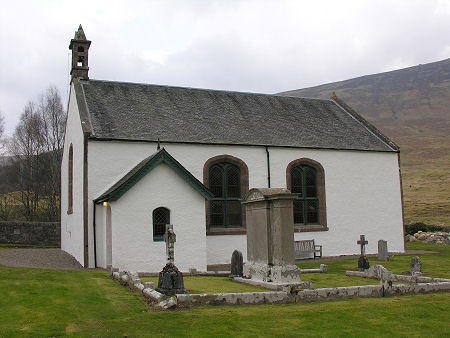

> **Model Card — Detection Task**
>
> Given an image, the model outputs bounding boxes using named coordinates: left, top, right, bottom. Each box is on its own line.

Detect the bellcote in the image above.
left=69, top=25, right=91, bottom=82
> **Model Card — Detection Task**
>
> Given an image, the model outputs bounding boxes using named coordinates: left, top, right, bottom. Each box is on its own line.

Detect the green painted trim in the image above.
left=96, top=148, right=214, bottom=203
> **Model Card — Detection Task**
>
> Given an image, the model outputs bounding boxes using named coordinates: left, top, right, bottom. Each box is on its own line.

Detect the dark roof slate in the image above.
left=95, top=148, right=214, bottom=203
left=79, top=79, right=396, bottom=152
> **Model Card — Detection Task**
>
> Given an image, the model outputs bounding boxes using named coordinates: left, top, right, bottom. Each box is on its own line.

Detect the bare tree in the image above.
left=0, top=110, right=4, bottom=138
left=9, top=101, right=45, bottom=221
left=38, top=86, right=66, bottom=220
left=0, top=110, right=5, bottom=155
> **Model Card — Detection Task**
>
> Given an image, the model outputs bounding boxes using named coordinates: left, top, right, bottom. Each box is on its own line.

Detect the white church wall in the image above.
left=270, top=148, right=404, bottom=256
left=94, top=204, right=106, bottom=268
left=206, top=235, right=247, bottom=265
left=60, top=84, right=86, bottom=265
left=87, top=141, right=404, bottom=267
left=108, top=162, right=207, bottom=272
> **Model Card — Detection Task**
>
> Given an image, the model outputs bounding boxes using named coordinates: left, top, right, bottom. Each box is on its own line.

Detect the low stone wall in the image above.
left=296, top=285, right=382, bottom=302
left=405, top=231, right=450, bottom=245
left=0, top=221, right=60, bottom=246
left=112, top=266, right=450, bottom=310
left=177, top=291, right=291, bottom=306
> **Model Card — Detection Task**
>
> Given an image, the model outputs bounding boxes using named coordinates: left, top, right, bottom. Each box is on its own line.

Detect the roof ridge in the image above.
left=83, top=78, right=332, bottom=102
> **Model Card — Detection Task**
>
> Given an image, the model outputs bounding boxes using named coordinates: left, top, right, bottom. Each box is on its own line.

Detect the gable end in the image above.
left=95, top=148, right=214, bottom=203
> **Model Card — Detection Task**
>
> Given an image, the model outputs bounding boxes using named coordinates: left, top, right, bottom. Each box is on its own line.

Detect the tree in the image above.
left=38, top=86, right=66, bottom=220
left=0, top=110, right=5, bottom=155
left=0, top=111, right=4, bottom=139
left=9, top=101, right=45, bottom=221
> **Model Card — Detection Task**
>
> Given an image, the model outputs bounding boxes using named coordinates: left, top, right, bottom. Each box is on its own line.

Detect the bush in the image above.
left=405, top=222, right=445, bottom=235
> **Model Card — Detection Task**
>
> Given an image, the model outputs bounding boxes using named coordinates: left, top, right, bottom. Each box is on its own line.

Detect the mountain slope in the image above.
left=279, top=58, right=450, bottom=226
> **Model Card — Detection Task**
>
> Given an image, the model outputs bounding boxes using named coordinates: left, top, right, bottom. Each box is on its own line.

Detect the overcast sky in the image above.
left=1, top=0, right=450, bottom=136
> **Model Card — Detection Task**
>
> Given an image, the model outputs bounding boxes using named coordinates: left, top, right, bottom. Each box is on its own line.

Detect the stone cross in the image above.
left=357, top=235, right=368, bottom=257
left=164, top=224, right=176, bottom=264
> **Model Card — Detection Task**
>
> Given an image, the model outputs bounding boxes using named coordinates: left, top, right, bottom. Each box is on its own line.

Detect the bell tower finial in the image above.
left=69, top=25, right=91, bottom=82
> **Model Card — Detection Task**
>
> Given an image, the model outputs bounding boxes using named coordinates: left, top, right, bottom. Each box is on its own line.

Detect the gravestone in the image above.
left=156, top=224, right=188, bottom=295
left=409, top=256, right=422, bottom=275
left=357, top=235, right=370, bottom=270
left=242, top=188, right=302, bottom=283
left=378, top=240, right=389, bottom=261
left=230, top=250, right=243, bottom=277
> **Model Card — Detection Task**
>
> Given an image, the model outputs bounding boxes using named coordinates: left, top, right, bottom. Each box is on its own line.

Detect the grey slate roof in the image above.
left=78, top=79, right=397, bottom=152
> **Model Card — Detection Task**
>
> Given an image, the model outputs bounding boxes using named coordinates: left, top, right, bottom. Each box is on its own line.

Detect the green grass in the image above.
left=0, top=243, right=449, bottom=336
left=299, top=242, right=450, bottom=288
left=141, top=276, right=272, bottom=294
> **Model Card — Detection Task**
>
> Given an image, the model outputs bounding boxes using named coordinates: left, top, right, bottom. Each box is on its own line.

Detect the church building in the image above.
left=61, top=26, right=405, bottom=272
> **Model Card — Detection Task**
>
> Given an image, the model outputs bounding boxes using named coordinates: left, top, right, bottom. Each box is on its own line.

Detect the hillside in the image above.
left=280, top=58, right=450, bottom=226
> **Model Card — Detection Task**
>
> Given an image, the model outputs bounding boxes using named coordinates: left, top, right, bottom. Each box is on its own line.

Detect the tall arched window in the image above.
left=67, top=144, right=73, bottom=214
left=287, top=158, right=327, bottom=232
left=204, top=155, right=249, bottom=234
left=210, top=162, right=241, bottom=227
left=153, top=207, right=170, bottom=241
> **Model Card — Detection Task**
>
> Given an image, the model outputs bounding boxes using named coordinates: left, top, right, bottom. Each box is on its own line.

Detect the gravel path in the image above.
left=0, top=248, right=84, bottom=270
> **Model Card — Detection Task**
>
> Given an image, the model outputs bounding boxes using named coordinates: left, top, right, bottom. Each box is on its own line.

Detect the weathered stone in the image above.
left=155, top=297, right=177, bottom=310
left=176, top=291, right=291, bottom=306
left=357, top=235, right=370, bottom=270
left=156, top=225, right=188, bottom=295
left=358, top=256, right=370, bottom=270
left=410, top=256, right=422, bottom=275
left=0, top=221, right=60, bottom=246
left=367, top=265, right=393, bottom=281
left=133, top=283, right=145, bottom=292
left=144, top=281, right=155, bottom=290
left=143, top=288, right=165, bottom=302
left=234, top=276, right=312, bottom=291
left=378, top=240, right=389, bottom=261
left=242, top=188, right=302, bottom=283
left=230, top=250, right=243, bottom=277
left=156, top=263, right=188, bottom=295
left=127, top=271, right=140, bottom=286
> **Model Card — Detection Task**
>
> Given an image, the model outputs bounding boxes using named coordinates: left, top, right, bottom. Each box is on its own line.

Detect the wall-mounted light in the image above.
left=103, top=202, right=108, bottom=207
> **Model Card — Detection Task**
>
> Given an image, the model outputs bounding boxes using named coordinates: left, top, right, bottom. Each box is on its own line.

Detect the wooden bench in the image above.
left=294, top=240, right=322, bottom=259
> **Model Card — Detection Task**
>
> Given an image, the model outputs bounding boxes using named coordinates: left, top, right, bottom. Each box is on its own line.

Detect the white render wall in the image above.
left=60, top=84, right=86, bottom=265
left=103, top=162, right=207, bottom=272
left=87, top=141, right=404, bottom=268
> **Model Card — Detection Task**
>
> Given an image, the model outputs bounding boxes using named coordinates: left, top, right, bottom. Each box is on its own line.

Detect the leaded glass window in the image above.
left=291, top=165, right=319, bottom=225
left=68, top=144, right=73, bottom=214
left=209, top=162, right=242, bottom=228
left=153, top=207, right=170, bottom=241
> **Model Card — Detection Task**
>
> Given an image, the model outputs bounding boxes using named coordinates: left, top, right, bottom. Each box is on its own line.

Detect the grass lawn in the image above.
left=141, top=276, right=272, bottom=294
left=0, top=242, right=449, bottom=336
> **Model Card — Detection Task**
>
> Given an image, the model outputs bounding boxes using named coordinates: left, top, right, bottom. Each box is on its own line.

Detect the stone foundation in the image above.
left=243, top=262, right=302, bottom=283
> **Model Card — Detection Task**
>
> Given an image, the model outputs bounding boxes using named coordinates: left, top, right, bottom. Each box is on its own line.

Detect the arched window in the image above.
left=67, top=144, right=73, bottom=214
left=210, top=162, right=241, bottom=227
left=153, top=207, right=170, bottom=241
left=287, top=158, right=327, bottom=232
left=204, top=155, right=249, bottom=234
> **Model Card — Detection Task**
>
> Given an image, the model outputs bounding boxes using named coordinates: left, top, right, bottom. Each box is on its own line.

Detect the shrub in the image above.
left=405, top=222, right=445, bottom=235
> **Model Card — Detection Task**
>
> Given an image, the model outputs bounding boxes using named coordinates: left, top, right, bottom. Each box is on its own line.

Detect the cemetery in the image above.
left=109, top=188, right=450, bottom=310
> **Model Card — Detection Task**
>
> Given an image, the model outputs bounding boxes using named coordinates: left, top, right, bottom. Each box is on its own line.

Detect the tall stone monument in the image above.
left=242, top=188, right=302, bottom=283
left=156, top=224, right=188, bottom=295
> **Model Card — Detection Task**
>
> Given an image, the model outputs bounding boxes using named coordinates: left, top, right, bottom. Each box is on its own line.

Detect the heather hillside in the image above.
left=280, top=59, right=450, bottom=225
